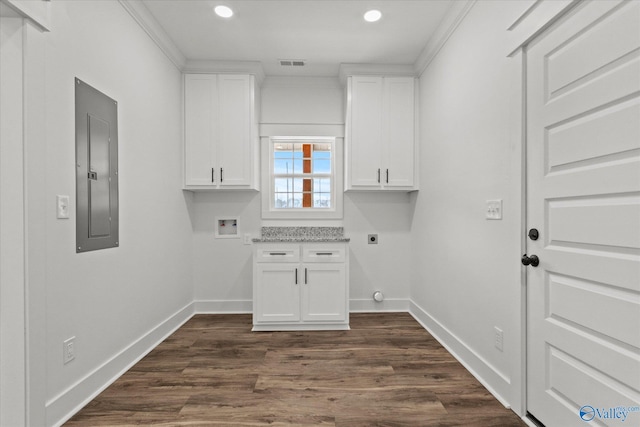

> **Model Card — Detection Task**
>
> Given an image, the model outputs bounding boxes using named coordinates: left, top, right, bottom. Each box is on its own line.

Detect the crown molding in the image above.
left=414, top=0, right=477, bottom=76
left=1, top=0, right=51, bottom=31
left=183, top=60, right=266, bottom=85
left=118, top=0, right=186, bottom=70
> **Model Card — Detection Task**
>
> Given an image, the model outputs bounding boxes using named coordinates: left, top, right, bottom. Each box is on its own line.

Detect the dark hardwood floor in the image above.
left=65, top=313, right=527, bottom=426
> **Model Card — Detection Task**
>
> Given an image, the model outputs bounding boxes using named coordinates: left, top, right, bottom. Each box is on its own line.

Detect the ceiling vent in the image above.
left=280, top=59, right=306, bottom=67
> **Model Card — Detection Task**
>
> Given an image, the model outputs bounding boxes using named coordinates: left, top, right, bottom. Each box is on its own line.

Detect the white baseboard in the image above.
left=47, top=298, right=514, bottom=427
left=349, top=298, right=410, bottom=312
left=194, top=299, right=252, bottom=313
left=193, top=299, right=410, bottom=314
left=46, top=302, right=195, bottom=427
left=409, top=300, right=512, bottom=409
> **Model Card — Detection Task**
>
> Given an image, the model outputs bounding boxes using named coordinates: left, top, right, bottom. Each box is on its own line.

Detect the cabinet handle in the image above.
left=305, top=268, right=308, bottom=284
left=295, top=268, right=298, bottom=285
left=386, top=169, right=389, bottom=184
left=220, top=167, right=223, bottom=182
left=269, top=252, right=287, bottom=256
left=377, top=168, right=380, bottom=183
left=211, top=168, right=214, bottom=183
left=316, top=252, right=333, bottom=256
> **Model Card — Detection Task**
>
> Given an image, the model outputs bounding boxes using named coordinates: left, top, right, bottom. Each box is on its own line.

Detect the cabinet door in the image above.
left=256, top=264, right=300, bottom=323
left=184, top=74, right=217, bottom=186
left=383, top=77, right=415, bottom=188
left=301, top=264, right=347, bottom=322
left=217, top=74, right=253, bottom=187
left=348, top=76, right=383, bottom=188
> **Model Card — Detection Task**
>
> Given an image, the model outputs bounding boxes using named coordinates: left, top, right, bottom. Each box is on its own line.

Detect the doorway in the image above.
left=524, top=1, right=640, bottom=426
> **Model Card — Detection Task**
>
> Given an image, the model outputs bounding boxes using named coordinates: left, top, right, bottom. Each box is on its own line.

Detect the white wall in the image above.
left=410, top=0, right=525, bottom=413
left=42, top=2, right=193, bottom=425
left=193, top=76, right=412, bottom=311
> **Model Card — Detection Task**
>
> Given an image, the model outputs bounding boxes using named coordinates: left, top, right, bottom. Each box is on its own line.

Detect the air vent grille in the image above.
left=280, top=59, right=306, bottom=67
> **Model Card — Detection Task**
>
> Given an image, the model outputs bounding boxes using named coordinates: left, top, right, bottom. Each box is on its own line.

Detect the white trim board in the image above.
left=48, top=299, right=520, bottom=427
left=46, top=302, right=195, bottom=427
left=408, top=300, right=512, bottom=409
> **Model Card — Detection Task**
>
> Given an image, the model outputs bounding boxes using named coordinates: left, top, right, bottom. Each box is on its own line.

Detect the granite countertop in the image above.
left=252, top=226, right=350, bottom=243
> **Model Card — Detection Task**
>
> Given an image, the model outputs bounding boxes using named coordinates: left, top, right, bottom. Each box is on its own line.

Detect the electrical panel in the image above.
left=75, top=78, right=119, bottom=252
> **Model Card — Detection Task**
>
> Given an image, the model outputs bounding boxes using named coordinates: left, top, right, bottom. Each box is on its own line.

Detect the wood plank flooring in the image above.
left=65, top=313, right=527, bottom=426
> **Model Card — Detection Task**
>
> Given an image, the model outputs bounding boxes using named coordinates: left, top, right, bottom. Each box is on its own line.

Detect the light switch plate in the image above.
left=57, top=195, right=70, bottom=219
left=486, top=199, right=502, bottom=220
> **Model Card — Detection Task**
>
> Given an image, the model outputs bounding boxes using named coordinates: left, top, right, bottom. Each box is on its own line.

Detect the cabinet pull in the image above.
left=220, top=167, right=223, bottom=182
left=269, top=252, right=287, bottom=256
left=386, top=169, right=389, bottom=184
left=377, top=168, right=380, bottom=183
left=211, top=168, right=215, bottom=182
left=295, top=268, right=298, bottom=285
left=305, top=268, right=308, bottom=284
left=316, top=252, right=333, bottom=256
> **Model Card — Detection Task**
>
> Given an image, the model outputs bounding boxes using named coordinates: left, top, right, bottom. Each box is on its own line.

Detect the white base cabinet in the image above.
left=253, top=243, right=349, bottom=331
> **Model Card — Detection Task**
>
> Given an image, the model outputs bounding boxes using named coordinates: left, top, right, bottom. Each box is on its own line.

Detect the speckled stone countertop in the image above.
left=252, top=227, right=350, bottom=242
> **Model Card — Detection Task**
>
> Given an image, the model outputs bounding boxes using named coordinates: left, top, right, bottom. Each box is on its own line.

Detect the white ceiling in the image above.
left=141, top=0, right=454, bottom=76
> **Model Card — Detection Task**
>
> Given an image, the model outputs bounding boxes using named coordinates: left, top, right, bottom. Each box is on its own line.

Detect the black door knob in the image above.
left=521, top=254, right=540, bottom=267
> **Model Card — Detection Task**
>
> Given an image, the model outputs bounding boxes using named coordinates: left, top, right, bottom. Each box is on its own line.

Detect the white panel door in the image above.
left=184, top=74, right=217, bottom=186
left=349, top=76, right=383, bottom=188
left=526, top=1, right=640, bottom=426
left=383, top=77, right=415, bottom=188
left=302, top=264, right=347, bottom=322
left=256, top=264, right=300, bottom=323
left=218, top=74, right=252, bottom=187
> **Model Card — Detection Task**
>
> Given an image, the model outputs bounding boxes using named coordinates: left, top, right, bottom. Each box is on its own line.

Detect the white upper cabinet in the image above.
left=345, top=75, right=417, bottom=191
left=184, top=73, right=258, bottom=190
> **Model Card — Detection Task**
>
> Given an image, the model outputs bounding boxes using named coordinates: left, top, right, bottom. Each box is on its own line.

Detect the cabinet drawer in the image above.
left=302, top=245, right=346, bottom=263
left=255, top=244, right=300, bottom=263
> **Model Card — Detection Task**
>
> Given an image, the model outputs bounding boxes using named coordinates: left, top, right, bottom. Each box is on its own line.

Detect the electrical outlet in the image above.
left=486, top=199, right=503, bottom=220
left=63, top=336, right=76, bottom=364
left=494, top=327, right=503, bottom=352
left=57, top=195, right=70, bottom=219
left=243, top=233, right=252, bottom=245
left=368, top=234, right=378, bottom=244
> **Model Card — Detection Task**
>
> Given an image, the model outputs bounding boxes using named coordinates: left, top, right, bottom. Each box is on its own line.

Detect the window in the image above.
left=273, top=141, right=332, bottom=209
left=262, top=136, right=343, bottom=219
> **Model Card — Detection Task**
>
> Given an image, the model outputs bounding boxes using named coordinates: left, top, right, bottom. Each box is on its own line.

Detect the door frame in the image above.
left=507, top=0, right=585, bottom=421
left=0, top=4, right=48, bottom=425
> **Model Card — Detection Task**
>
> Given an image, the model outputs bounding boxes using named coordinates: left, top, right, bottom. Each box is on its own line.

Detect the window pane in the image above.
left=313, top=149, right=331, bottom=159
left=313, top=159, right=331, bottom=174
left=291, top=178, right=302, bottom=192
left=313, top=178, right=331, bottom=193
left=274, top=193, right=289, bottom=208
left=274, top=178, right=292, bottom=193
left=274, top=159, right=292, bottom=174
left=291, top=193, right=302, bottom=208
left=314, top=193, right=331, bottom=208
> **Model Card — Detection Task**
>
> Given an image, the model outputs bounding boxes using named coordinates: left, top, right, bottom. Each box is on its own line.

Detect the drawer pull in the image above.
left=269, top=252, right=287, bottom=256
left=316, top=252, right=334, bottom=256
left=295, top=268, right=298, bottom=284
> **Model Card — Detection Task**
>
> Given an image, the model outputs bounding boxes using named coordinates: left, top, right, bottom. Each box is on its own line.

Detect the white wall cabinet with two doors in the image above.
left=345, top=75, right=417, bottom=191
left=253, top=243, right=349, bottom=331
left=184, top=73, right=259, bottom=190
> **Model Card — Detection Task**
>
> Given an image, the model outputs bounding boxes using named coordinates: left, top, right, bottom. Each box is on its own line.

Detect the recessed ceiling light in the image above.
left=214, top=5, right=234, bottom=18
left=364, top=10, right=382, bottom=23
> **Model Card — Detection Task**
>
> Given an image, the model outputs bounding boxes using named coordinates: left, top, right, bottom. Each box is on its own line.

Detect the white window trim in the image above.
left=261, top=136, right=343, bottom=219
